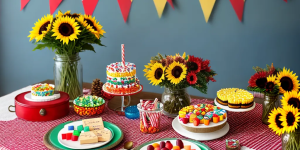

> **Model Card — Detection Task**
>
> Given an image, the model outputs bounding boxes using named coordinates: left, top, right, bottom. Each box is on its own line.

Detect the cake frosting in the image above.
left=217, top=88, right=254, bottom=109
left=105, top=62, right=140, bottom=94
left=31, top=83, right=54, bottom=97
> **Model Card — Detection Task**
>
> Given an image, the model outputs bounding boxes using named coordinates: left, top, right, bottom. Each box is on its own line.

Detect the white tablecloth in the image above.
left=0, top=86, right=31, bottom=121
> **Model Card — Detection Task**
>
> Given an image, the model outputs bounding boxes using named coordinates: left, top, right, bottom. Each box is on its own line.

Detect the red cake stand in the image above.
left=102, top=84, right=143, bottom=116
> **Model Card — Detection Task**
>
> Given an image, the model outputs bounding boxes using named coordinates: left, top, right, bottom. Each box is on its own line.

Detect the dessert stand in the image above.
left=102, top=84, right=143, bottom=115
left=214, top=98, right=256, bottom=112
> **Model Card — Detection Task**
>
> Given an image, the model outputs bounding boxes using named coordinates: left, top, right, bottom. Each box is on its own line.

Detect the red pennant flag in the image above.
left=230, top=0, right=245, bottom=22
left=82, top=0, right=99, bottom=15
left=118, top=0, right=132, bottom=23
left=49, top=0, right=62, bottom=14
left=284, top=0, right=287, bottom=2
left=20, top=0, right=30, bottom=11
left=167, top=0, right=174, bottom=9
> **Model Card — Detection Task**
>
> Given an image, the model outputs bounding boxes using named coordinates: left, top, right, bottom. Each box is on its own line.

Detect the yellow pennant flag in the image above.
left=199, top=0, right=216, bottom=23
left=153, top=0, right=167, bottom=18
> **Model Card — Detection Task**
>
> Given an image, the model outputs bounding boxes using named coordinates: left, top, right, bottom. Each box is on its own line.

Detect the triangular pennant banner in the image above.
left=82, top=0, right=99, bottom=15
left=118, top=0, right=132, bottom=23
left=49, top=0, right=62, bottom=14
left=199, top=0, right=216, bottom=23
left=167, top=0, right=174, bottom=9
left=21, top=0, right=30, bottom=11
left=230, top=0, right=245, bottom=22
left=153, top=0, right=167, bottom=18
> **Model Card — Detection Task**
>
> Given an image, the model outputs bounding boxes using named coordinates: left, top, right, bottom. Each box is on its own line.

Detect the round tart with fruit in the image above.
left=178, top=104, right=227, bottom=133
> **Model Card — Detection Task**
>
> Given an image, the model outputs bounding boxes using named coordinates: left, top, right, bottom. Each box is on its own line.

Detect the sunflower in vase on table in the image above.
left=28, top=10, right=106, bottom=100
left=144, top=53, right=216, bottom=116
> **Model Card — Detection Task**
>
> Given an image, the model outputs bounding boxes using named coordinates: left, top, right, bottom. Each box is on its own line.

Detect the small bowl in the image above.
left=125, top=105, right=139, bottom=119
left=74, top=103, right=105, bottom=116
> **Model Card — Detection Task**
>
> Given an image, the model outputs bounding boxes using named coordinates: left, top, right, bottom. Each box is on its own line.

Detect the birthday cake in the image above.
left=104, top=62, right=140, bottom=94
left=216, top=88, right=254, bottom=108
left=178, top=104, right=227, bottom=133
left=25, top=83, right=60, bottom=101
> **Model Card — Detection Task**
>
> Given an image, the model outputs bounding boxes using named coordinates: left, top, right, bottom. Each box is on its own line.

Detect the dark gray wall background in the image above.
left=0, top=0, right=299, bottom=98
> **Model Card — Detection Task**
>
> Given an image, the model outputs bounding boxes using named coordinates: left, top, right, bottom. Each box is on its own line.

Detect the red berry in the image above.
left=193, top=118, right=200, bottom=126
left=165, top=143, right=173, bottom=150
left=147, top=145, right=155, bottom=150
left=166, top=141, right=171, bottom=144
left=160, top=141, right=165, bottom=149
left=182, top=118, right=189, bottom=124
left=161, top=148, right=169, bottom=150
left=176, top=139, right=184, bottom=149
left=196, top=111, right=200, bottom=116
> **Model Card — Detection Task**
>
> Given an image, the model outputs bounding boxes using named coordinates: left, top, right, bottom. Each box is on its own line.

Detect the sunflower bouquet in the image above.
left=144, top=53, right=216, bottom=115
left=28, top=10, right=105, bottom=99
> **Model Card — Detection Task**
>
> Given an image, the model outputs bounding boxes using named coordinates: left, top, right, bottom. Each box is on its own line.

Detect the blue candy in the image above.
left=68, top=125, right=74, bottom=131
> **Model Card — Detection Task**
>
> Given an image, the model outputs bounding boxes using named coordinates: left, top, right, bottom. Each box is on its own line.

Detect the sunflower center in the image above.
left=172, top=66, right=183, bottom=78
left=287, top=112, right=295, bottom=126
left=275, top=114, right=284, bottom=129
left=154, top=68, right=163, bottom=80
left=280, top=77, right=293, bottom=91
left=288, top=98, right=300, bottom=109
left=190, top=62, right=198, bottom=71
left=39, top=21, right=50, bottom=34
left=256, top=77, right=267, bottom=88
left=84, top=19, right=97, bottom=31
left=266, top=82, right=275, bottom=90
left=58, top=23, right=74, bottom=36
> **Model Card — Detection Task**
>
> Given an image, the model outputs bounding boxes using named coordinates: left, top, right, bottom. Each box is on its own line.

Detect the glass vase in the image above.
left=161, top=88, right=191, bottom=118
left=262, top=93, right=279, bottom=125
left=54, top=53, right=83, bottom=100
left=282, top=129, right=300, bottom=150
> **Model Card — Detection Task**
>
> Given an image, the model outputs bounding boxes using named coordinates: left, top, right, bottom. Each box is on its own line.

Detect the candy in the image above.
left=73, top=130, right=80, bottom=136
left=84, top=126, right=90, bottom=132
left=184, top=145, right=191, bottom=150
left=213, top=114, right=219, bottom=123
left=147, top=145, right=154, bottom=150
left=173, top=146, right=180, bottom=150
left=152, top=143, right=160, bottom=148
left=204, top=119, right=210, bottom=126
left=193, top=118, right=200, bottom=126
left=66, top=133, right=72, bottom=140
left=160, top=141, right=166, bottom=149
left=71, top=135, right=79, bottom=141
left=219, top=115, right=224, bottom=121
left=74, top=95, right=105, bottom=107
left=61, top=133, right=66, bottom=140
left=68, top=125, right=74, bottom=131
left=165, top=142, right=173, bottom=150
left=176, top=139, right=184, bottom=149
left=182, top=118, right=189, bottom=124
left=189, top=114, right=197, bottom=123
left=200, top=119, right=204, bottom=124
left=77, top=125, right=83, bottom=132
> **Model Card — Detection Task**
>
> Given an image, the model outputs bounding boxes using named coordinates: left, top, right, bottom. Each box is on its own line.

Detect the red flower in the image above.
left=186, top=72, right=197, bottom=85
left=202, top=60, right=211, bottom=72
left=248, top=71, right=268, bottom=88
left=188, top=55, right=202, bottom=73
left=207, top=76, right=216, bottom=82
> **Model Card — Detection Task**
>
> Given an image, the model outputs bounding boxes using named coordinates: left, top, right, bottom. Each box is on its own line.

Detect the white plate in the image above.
left=172, top=116, right=229, bottom=141
left=57, top=121, right=113, bottom=149
left=24, top=93, right=60, bottom=102
left=178, top=115, right=227, bottom=129
left=140, top=139, right=201, bottom=150
left=214, top=98, right=256, bottom=112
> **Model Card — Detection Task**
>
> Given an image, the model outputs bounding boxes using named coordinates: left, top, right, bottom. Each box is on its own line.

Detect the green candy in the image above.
left=77, top=125, right=83, bottom=132
left=73, top=130, right=80, bottom=136
left=84, top=126, right=90, bottom=132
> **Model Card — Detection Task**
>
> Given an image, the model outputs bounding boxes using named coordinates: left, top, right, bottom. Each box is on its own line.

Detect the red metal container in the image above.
left=14, top=91, right=70, bottom=121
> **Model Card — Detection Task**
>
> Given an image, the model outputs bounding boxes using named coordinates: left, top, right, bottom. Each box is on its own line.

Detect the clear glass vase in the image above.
left=54, top=53, right=83, bottom=100
left=262, top=93, right=279, bottom=125
left=161, top=88, right=191, bottom=118
left=282, top=129, right=300, bottom=150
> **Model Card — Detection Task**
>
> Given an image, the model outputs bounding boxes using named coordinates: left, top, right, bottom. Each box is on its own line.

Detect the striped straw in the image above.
left=121, top=44, right=125, bottom=67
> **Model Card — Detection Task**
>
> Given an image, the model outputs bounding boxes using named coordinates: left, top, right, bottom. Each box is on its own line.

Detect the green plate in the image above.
left=49, top=121, right=123, bottom=150
left=134, top=138, right=211, bottom=150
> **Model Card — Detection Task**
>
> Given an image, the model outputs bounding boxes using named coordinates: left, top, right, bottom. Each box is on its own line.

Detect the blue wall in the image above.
left=0, top=0, right=300, bottom=98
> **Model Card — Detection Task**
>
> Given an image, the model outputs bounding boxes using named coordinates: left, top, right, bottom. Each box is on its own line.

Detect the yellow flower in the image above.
left=146, top=63, right=165, bottom=86
left=28, top=14, right=53, bottom=42
left=268, top=107, right=285, bottom=136
left=166, top=61, right=187, bottom=84
left=280, top=105, right=300, bottom=133
left=82, top=15, right=105, bottom=39
left=51, top=16, right=81, bottom=45
left=281, top=91, right=300, bottom=110
left=276, top=67, right=299, bottom=93
left=182, top=52, right=186, bottom=59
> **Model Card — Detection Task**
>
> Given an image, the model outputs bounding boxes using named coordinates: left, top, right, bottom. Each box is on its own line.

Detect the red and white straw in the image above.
left=121, top=44, right=125, bottom=66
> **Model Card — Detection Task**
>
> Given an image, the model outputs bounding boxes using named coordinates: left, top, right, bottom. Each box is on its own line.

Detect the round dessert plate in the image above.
left=102, top=84, right=143, bottom=96
left=57, top=121, right=114, bottom=149
left=214, top=98, right=256, bottom=112
left=138, top=139, right=202, bottom=150
left=172, top=116, right=230, bottom=141
left=178, top=115, right=227, bottom=129
left=24, top=92, right=61, bottom=102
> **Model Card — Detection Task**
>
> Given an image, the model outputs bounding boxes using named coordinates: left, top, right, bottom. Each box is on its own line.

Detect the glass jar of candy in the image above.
left=54, top=53, right=83, bottom=100
left=137, top=103, right=163, bottom=134
left=161, top=88, right=191, bottom=118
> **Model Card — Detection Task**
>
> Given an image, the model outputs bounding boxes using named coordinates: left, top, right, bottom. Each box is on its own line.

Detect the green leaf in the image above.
left=33, top=44, right=52, bottom=51
left=81, top=43, right=95, bottom=52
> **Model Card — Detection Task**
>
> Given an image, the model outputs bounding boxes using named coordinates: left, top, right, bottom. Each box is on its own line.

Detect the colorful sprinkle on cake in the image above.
left=31, top=83, right=54, bottom=97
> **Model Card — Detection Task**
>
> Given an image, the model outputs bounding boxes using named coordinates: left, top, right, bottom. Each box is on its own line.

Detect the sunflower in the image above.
left=186, top=72, right=197, bottom=85
left=276, top=67, right=299, bottom=94
left=266, top=75, right=278, bottom=92
left=188, top=55, right=202, bottom=73
left=281, top=91, right=300, bottom=110
left=166, top=61, right=187, bottom=84
left=248, top=71, right=268, bottom=88
left=52, top=16, right=81, bottom=44
left=82, top=15, right=106, bottom=39
left=146, top=63, right=165, bottom=85
left=28, top=14, right=53, bottom=42
left=268, top=107, right=285, bottom=136
left=280, top=105, right=300, bottom=133
left=144, top=63, right=155, bottom=76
